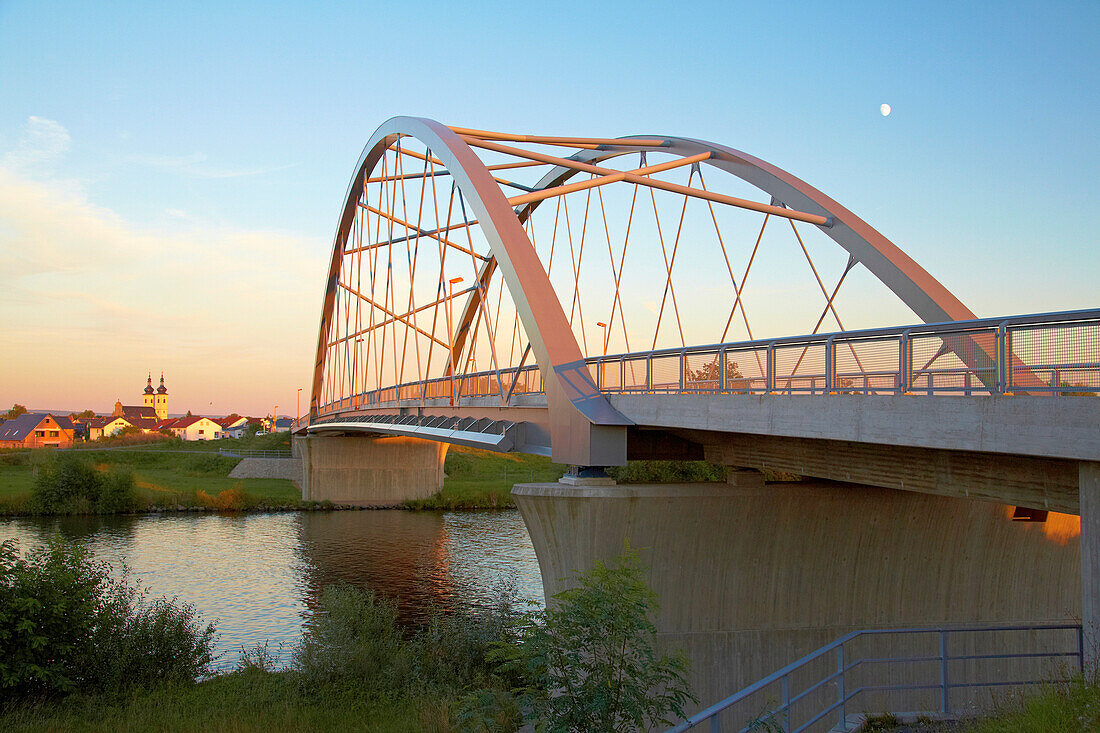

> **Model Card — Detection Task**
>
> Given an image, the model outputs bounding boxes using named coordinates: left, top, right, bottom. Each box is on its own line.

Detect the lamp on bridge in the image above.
left=296, top=388, right=302, bottom=424
left=596, top=321, right=609, bottom=356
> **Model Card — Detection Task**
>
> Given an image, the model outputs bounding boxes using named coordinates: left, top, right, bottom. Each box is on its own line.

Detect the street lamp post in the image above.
left=596, top=322, right=609, bottom=389
left=296, top=388, right=302, bottom=427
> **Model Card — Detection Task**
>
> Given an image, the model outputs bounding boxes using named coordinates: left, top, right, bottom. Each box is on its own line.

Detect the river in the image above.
left=0, top=510, right=544, bottom=669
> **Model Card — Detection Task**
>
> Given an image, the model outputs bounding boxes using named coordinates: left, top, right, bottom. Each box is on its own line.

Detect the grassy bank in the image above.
left=0, top=438, right=559, bottom=514
left=0, top=446, right=298, bottom=514
left=408, top=445, right=565, bottom=510
left=3, top=539, right=693, bottom=732
left=3, top=672, right=450, bottom=733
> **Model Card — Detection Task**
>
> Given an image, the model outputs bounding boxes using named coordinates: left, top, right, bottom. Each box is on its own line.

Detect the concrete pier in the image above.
left=298, top=435, right=447, bottom=505
left=513, top=480, right=1081, bottom=717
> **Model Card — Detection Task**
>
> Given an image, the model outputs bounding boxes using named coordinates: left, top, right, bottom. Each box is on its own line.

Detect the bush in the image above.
left=292, top=584, right=405, bottom=691
left=29, top=453, right=138, bottom=514
left=499, top=546, right=696, bottom=731
left=607, top=459, right=728, bottom=483
left=195, top=486, right=247, bottom=511
left=0, top=538, right=216, bottom=700
left=411, top=581, right=525, bottom=689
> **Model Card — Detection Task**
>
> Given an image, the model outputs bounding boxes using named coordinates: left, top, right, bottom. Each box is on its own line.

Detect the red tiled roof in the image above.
left=171, top=415, right=215, bottom=430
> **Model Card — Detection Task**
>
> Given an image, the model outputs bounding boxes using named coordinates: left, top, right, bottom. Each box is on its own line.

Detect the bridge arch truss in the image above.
left=310, top=117, right=994, bottom=462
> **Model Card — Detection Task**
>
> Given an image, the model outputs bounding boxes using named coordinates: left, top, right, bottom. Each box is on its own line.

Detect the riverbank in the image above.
left=0, top=439, right=564, bottom=515
left=3, top=672, right=454, bottom=733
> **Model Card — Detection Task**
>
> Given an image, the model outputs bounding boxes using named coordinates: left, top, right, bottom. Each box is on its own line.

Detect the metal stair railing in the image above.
left=666, top=623, right=1083, bottom=733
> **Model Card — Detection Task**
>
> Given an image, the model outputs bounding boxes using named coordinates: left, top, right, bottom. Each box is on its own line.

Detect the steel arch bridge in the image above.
left=306, top=117, right=1099, bottom=467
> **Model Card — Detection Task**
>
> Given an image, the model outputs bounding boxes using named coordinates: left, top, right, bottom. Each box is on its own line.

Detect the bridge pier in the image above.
left=513, top=480, right=1081, bottom=717
left=298, top=435, right=447, bottom=505
left=1083, top=461, right=1100, bottom=669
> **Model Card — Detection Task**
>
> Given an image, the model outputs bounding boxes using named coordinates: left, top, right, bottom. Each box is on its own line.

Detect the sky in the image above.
left=0, top=0, right=1096, bottom=417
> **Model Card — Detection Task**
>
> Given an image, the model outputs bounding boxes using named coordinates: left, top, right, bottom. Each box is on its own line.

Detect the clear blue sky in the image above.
left=0, top=0, right=1096, bottom=414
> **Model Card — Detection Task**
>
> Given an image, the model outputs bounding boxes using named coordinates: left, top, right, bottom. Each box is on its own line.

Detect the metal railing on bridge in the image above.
left=317, top=309, right=1099, bottom=414
left=667, top=623, right=1083, bottom=733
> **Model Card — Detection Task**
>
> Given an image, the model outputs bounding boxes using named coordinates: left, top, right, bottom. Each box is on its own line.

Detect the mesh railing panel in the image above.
left=1008, top=320, right=1100, bottom=394
left=724, top=347, right=768, bottom=393
left=651, top=355, right=682, bottom=392
left=622, top=357, right=649, bottom=391
left=835, top=337, right=901, bottom=395
left=774, top=343, right=826, bottom=394
left=684, top=350, right=722, bottom=392
left=909, top=328, right=996, bottom=395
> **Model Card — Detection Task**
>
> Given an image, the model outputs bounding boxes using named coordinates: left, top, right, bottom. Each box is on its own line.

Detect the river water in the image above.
left=0, top=510, right=544, bottom=669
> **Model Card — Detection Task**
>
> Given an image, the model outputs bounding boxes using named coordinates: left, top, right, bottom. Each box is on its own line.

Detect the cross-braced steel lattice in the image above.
left=312, top=118, right=1077, bottom=445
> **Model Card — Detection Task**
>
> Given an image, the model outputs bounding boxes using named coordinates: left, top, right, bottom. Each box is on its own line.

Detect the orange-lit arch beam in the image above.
left=311, top=117, right=631, bottom=467
left=460, top=135, right=832, bottom=227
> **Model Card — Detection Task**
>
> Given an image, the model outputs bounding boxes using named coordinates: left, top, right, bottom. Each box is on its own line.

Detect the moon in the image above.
left=880, top=103, right=892, bottom=117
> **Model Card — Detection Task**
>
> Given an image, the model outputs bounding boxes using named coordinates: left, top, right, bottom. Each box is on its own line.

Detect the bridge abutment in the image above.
left=513, top=480, right=1081, bottom=717
left=1083, top=461, right=1100, bottom=669
left=298, top=435, right=447, bottom=505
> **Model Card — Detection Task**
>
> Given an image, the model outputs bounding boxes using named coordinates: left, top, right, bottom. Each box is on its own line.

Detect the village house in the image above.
left=0, top=413, right=76, bottom=449
left=85, top=415, right=134, bottom=441
left=169, top=415, right=223, bottom=441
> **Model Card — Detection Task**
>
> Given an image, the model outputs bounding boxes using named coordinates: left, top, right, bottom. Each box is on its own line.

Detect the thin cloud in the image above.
left=1, top=116, right=71, bottom=177
left=129, top=151, right=296, bottom=179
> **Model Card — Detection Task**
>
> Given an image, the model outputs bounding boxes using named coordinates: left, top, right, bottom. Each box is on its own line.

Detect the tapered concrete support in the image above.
left=513, top=481, right=1081, bottom=718
left=300, top=435, right=447, bottom=505
left=1083, top=461, right=1100, bottom=670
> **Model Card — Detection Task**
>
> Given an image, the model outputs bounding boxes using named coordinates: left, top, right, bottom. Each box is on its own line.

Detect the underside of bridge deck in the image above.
left=683, top=428, right=1081, bottom=514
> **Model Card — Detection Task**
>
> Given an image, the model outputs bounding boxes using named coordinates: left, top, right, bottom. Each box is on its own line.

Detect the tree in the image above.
left=73, top=409, right=95, bottom=419
left=686, top=357, right=743, bottom=386
left=502, top=545, right=696, bottom=731
left=185, top=410, right=193, bottom=418
left=4, top=404, right=27, bottom=420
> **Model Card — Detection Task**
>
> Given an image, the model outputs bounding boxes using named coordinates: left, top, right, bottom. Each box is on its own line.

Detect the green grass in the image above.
left=0, top=447, right=299, bottom=513
left=962, top=673, right=1100, bottom=732
left=1, top=670, right=455, bottom=732
left=1, top=437, right=559, bottom=513
left=408, top=444, right=565, bottom=510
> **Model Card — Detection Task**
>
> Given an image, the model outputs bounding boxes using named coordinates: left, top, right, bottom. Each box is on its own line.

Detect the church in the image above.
left=87, top=374, right=171, bottom=439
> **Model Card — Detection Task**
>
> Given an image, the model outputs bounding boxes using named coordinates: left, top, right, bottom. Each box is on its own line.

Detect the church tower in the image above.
left=142, top=373, right=155, bottom=411
left=154, top=373, right=169, bottom=420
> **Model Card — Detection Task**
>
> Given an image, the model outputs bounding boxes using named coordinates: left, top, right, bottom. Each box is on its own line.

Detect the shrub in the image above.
left=411, top=581, right=525, bottom=689
left=0, top=538, right=216, bottom=700
left=195, top=487, right=247, bottom=511
left=30, top=453, right=138, bottom=514
left=292, top=583, right=404, bottom=691
left=97, top=466, right=139, bottom=513
left=501, top=546, right=696, bottom=731
left=30, top=452, right=101, bottom=512
left=607, top=459, right=728, bottom=483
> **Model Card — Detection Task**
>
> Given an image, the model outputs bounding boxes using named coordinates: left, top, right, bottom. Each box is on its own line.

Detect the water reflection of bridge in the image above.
left=296, top=118, right=1099, bottom=719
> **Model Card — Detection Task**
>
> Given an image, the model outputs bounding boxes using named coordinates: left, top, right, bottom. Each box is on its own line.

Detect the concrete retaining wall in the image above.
left=227, top=457, right=303, bottom=482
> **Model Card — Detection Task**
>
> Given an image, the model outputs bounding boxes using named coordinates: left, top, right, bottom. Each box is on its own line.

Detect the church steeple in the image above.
left=153, top=373, right=168, bottom=420
left=143, top=372, right=155, bottom=411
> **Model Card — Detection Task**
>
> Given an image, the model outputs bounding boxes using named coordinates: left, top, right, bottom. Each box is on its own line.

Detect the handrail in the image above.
left=315, top=308, right=1100, bottom=414
left=666, top=623, right=1083, bottom=733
